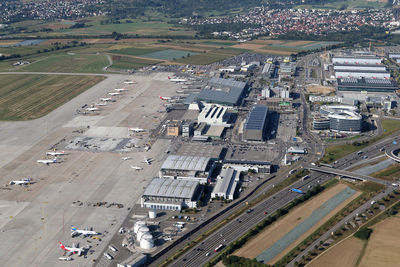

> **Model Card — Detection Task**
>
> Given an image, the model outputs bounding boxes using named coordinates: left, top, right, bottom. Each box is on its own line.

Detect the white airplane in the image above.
left=129, top=127, right=145, bottom=133
left=168, top=76, right=187, bottom=82
left=71, top=225, right=100, bottom=237
left=143, top=157, right=153, bottom=165
left=46, top=150, right=65, bottom=156
left=95, top=102, right=107, bottom=106
left=122, top=157, right=132, bottom=161
left=160, top=96, right=172, bottom=100
left=108, top=92, right=120, bottom=96
left=123, top=80, right=136, bottom=84
left=114, top=88, right=128, bottom=92
left=86, top=107, right=99, bottom=112
left=59, top=242, right=85, bottom=256
left=130, top=165, right=143, bottom=171
left=9, top=178, right=32, bottom=185
left=37, top=158, right=58, bottom=165
left=100, top=97, right=113, bottom=102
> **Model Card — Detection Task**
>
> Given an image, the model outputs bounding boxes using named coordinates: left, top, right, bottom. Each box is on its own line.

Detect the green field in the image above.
left=175, top=47, right=249, bottom=65
left=201, top=41, right=236, bottom=46
left=21, top=54, right=109, bottom=73
left=141, top=49, right=199, bottom=60
left=0, top=74, right=104, bottom=120
left=109, top=55, right=161, bottom=70
left=110, top=47, right=166, bottom=57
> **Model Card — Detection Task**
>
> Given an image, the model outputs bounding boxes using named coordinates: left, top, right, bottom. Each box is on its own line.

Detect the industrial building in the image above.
left=223, top=159, right=271, bottom=173
left=198, top=104, right=231, bottom=127
left=335, top=70, right=390, bottom=79
left=243, top=105, right=268, bottom=141
left=182, top=122, right=193, bottom=137
left=211, top=167, right=240, bottom=200
left=278, top=62, right=295, bottom=82
left=186, top=77, right=247, bottom=106
left=141, top=178, right=201, bottom=211
left=314, top=105, right=362, bottom=133
left=287, top=146, right=306, bottom=154
left=333, top=64, right=387, bottom=72
left=166, top=121, right=181, bottom=136
left=332, top=55, right=382, bottom=65
left=308, top=95, right=358, bottom=105
left=159, top=155, right=215, bottom=183
left=337, top=78, right=398, bottom=93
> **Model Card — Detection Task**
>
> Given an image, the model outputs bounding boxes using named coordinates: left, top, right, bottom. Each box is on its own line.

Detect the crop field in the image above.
left=234, top=183, right=360, bottom=264
left=109, top=47, right=166, bottom=57
left=109, top=55, right=161, bottom=70
left=175, top=47, right=248, bottom=65
left=0, top=74, right=104, bottom=120
left=141, top=49, right=199, bottom=60
left=21, top=54, right=109, bottom=73
left=359, top=216, right=400, bottom=267
left=308, top=237, right=364, bottom=267
left=201, top=41, right=236, bottom=46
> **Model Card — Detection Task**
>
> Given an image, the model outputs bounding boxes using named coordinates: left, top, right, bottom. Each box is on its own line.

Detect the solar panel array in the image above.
left=365, top=79, right=392, bottom=85
left=341, top=78, right=358, bottom=83
left=244, top=105, right=268, bottom=131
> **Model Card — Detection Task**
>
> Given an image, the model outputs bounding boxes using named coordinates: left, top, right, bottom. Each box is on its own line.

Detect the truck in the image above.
left=109, top=245, right=118, bottom=252
left=214, top=244, right=224, bottom=252
left=104, top=252, right=113, bottom=260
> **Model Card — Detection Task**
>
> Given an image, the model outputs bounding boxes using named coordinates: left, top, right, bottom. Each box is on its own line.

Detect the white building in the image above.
left=198, top=104, right=231, bottom=127
left=332, top=56, right=382, bottom=65
left=141, top=178, right=201, bottom=211
left=211, top=167, right=239, bottom=200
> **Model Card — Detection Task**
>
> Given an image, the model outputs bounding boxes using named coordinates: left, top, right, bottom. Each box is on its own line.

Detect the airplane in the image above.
left=94, top=102, right=107, bottom=106
left=123, top=80, right=136, bottom=84
left=59, top=242, right=85, bottom=256
left=46, top=150, right=65, bottom=156
left=129, top=128, right=145, bottom=133
left=160, top=96, right=172, bottom=100
left=37, top=158, right=58, bottom=165
left=86, top=107, right=99, bottom=112
left=9, top=178, right=32, bottom=185
left=122, top=157, right=132, bottom=161
left=114, top=88, right=128, bottom=92
left=168, top=76, right=187, bottom=82
left=100, top=97, right=113, bottom=102
left=130, top=165, right=143, bottom=171
left=71, top=225, right=100, bottom=237
left=291, top=188, right=304, bottom=194
left=108, top=92, right=120, bottom=96
left=143, top=157, right=153, bottom=165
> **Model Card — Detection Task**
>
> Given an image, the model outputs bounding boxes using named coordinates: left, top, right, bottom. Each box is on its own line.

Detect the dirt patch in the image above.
left=284, top=41, right=313, bottom=46
left=308, top=237, right=364, bottom=267
left=232, top=43, right=266, bottom=50
left=0, top=40, right=22, bottom=46
left=359, top=216, right=400, bottom=267
left=252, top=39, right=285, bottom=45
left=306, top=85, right=335, bottom=95
left=234, top=183, right=360, bottom=264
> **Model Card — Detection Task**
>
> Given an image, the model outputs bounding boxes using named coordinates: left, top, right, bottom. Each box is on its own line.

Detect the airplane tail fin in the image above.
left=71, top=225, right=77, bottom=231
left=168, top=76, right=171, bottom=79
left=59, top=242, right=66, bottom=250
left=53, top=158, right=57, bottom=162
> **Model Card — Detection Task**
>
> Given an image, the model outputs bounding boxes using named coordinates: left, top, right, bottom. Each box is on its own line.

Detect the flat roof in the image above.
left=337, top=78, right=398, bottom=89
left=143, top=178, right=198, bottom=199
left=205, top=126, right=225, bottom=137
left=212, top=168, right=238, bottom=196
left=335, top=69, right=389, bottom=74
left=244, top=105, right=268, bottom=131
left=161, top=155, right=211, bottom=171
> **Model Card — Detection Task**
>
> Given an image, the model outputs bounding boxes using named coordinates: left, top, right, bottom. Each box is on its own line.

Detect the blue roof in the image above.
left=244, top=105, right=268, bottom=130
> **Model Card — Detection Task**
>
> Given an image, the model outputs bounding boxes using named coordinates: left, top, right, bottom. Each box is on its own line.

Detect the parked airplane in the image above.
left=108, top=92, right=120, bottom=96
left=122, top=157, right=132, bottom=161
left=37, top=158, right=58, bottom=165
left=86, top=107, right=99, bottom=112
left=100, top=97, right=113, bottom=102
left=114, top=88, right=128, bottom=92
left=46, top=150, right=65, bottom=156
left=129, top=128, right=145, bottom=132
left=143, top=157, right=153, bottom=165
left=130, top=165, right=143, bottom=171
left=59, top=242, right=85, bottom=255
left=9, top=178, right=32, bottom=185
left=71, top=225, right=100, bottom=237
left=168, top=76, right=187, bottom=82
left=291, top=188, right=304, bottom=194
left=159, top=96, right=172, bottom=100
left=123, top=80, right=136, bottom=84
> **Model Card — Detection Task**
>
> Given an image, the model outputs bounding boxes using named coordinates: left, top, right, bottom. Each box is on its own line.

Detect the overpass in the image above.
left=305, top=165, right=387, bottom=185
left=386, top=149, right=400, bottom=163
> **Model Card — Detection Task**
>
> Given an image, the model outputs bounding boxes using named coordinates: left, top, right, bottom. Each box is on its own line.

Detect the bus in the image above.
left=214, top=244, right=224, bottom=252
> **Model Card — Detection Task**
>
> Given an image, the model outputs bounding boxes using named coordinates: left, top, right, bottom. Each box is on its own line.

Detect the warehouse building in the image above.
left=159, top=155, right=216, bottom=184
left=187, top=77, right=247, bottom=106
left=337, top=78, right=398, bottom=93
left=332, top=55, right=382, bottom=65
left=141, top=178, right=201, bottom=211
left=211, top=167, right=240, bottom=200
left=335, top=70, right=390, bottom=79
left=314, top=105, right=362, bottom=133
left=243, top=105, right=268, bottom=141
left=198, top=104, right=231, bottom=127
left=224, top=159, right=272, bottom=173
left=333, top=64, right=387, bottom=72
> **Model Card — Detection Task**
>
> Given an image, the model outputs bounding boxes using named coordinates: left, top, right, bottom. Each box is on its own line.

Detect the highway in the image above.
left=168, top=133, right=400, bottom=266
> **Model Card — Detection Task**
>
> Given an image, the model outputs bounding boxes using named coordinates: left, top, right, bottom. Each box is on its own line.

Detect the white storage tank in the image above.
left=149, top=209, right=157, bottom=219
left=140, top=233, right=154, bottom=250
left=134, top=221, right=146, bottom=234
left=136, top=226, right=150, bottom=241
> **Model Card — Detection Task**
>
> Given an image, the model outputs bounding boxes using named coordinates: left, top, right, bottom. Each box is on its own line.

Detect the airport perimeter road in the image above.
left=170, top=172, right=332, bottom=267
left=287, top=186, right=395, bottom=267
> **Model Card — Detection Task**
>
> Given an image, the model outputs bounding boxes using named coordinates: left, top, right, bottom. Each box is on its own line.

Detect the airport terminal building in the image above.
left=313, top=105, right=362, bottom=133
left=141, top=178, right=201, bottom=211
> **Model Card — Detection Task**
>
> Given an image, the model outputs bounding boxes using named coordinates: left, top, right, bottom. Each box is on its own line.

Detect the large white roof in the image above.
left=143, top=178, right=198, bottom=199
left=161, top=155, right=211, bottom=171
